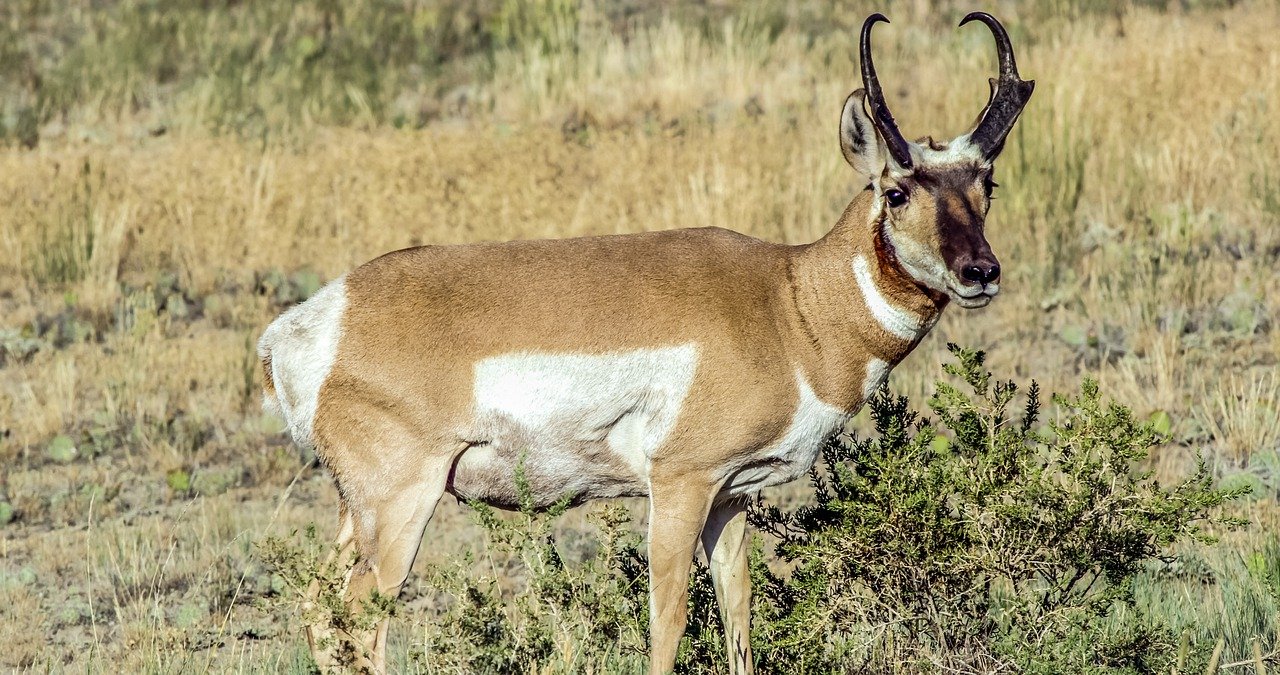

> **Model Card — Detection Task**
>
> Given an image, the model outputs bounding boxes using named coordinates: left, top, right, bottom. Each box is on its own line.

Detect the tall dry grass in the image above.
left=0, top=0, right=1278, bottom=670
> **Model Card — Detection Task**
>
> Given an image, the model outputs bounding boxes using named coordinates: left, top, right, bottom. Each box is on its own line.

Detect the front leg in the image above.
left=701, top=497, right=752, bottom=674
left=647, top=472, right=719, bottom=675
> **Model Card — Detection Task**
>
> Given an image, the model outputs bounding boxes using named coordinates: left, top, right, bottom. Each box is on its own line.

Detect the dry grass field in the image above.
left=1, top=0, right=1279, bottom=671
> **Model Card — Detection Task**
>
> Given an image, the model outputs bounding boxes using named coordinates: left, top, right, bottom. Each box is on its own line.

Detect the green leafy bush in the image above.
left=747, top=345, right=1244, bottom=673
left=413, top=469, right=652, bottom=673
left=260, top=524, right=397, bottom=670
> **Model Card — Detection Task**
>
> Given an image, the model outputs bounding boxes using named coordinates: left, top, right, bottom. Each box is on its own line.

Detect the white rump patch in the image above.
left=258, top=276, right=347, bottom=449
left=852, top=255, right=927, bottom=341
left=722, top=371, right=848, bottom=496
left=862, top=358, right=891, bottom=400
left=469, top=344, right=699, bottom=484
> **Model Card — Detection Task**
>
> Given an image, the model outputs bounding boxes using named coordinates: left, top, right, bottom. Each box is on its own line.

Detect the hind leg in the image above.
left=307, top=446, right=462, bottom=674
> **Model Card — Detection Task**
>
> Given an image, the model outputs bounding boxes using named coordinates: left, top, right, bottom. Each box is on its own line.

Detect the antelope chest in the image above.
left=448, top=345, right=699, bottom=508
left=719, top=373, right=850, bottom=496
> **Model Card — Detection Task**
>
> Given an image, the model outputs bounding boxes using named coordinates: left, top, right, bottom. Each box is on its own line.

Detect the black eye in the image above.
left=983, top=177, right=999, bottom=199
left=885, top=188, right=908, bottom=207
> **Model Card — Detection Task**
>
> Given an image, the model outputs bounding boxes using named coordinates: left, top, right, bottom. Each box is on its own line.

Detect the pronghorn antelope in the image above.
left=258, top=12, right=1033, bottom=674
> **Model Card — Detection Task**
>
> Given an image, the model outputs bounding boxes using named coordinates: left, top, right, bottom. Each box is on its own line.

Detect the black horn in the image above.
left=860, top=14, right=914, bottom=169
left=960, top=12, right=1035, bottom=159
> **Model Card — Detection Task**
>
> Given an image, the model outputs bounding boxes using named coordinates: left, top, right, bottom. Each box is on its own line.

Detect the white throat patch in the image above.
left=862, top=358, right=891, bottom=400
left=852, top=255, right=926, bottom=341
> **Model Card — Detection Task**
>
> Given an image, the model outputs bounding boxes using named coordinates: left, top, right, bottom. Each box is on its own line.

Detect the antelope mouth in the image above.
left=949, top=283, right=999, bottom=308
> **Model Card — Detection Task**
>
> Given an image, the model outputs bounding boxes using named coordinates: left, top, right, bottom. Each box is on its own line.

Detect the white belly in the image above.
left=450, top=344, right=699, bottom=508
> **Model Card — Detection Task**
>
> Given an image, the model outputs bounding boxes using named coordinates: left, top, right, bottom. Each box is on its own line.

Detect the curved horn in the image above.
left=960, top=12, right=1035, bottom=159
left=860, top=14, right=914, bottom=169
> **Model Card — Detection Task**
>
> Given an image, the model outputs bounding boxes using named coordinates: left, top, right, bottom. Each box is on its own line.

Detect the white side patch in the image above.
left=723, top=371, right=848, bottom=496
left=852, top=255, right=926, bottom=341
left=258, top=276, right=347, bottom=449
left=472, top=344, right=699, bottom=479
left=862, top=358, right=891, bottom=400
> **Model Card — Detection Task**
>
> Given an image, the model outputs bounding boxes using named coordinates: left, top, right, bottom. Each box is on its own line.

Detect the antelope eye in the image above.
left=885, top=188, right=909, bottom=207
left=983, top=177, right=999, bottom=198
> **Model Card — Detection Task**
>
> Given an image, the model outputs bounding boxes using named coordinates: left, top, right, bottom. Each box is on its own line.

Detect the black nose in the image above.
left=961, top=262, right=1000, bottom=285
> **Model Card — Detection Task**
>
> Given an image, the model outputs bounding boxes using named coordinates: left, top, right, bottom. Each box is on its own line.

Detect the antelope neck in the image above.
left=783, top=190, right=946, bottom=410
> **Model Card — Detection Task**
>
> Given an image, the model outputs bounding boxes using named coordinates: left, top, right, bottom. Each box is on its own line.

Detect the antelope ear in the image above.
left=840, top=90, right=887, bottom=181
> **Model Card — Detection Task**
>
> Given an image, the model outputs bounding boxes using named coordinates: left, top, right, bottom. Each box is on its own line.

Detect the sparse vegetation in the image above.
left=1, top=0, right=1278, bottom=672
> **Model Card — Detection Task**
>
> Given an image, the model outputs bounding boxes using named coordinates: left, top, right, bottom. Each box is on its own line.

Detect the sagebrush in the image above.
left=747, top=345, right=1244, bottom=673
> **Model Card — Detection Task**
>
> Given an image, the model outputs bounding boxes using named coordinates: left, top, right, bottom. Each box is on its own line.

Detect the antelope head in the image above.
left=841, top=12, right=1034, bottom=309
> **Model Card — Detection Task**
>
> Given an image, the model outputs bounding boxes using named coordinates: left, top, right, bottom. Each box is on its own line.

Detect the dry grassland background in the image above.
left=1, top=0, right=1279, bottom=671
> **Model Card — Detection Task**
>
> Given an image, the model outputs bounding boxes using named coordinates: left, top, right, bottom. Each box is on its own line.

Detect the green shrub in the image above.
left=747, top=344, right=1245, bottom=674
left=259, top=523, right=397, bottom=670
left=413, top=469, right=651, bottom=673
